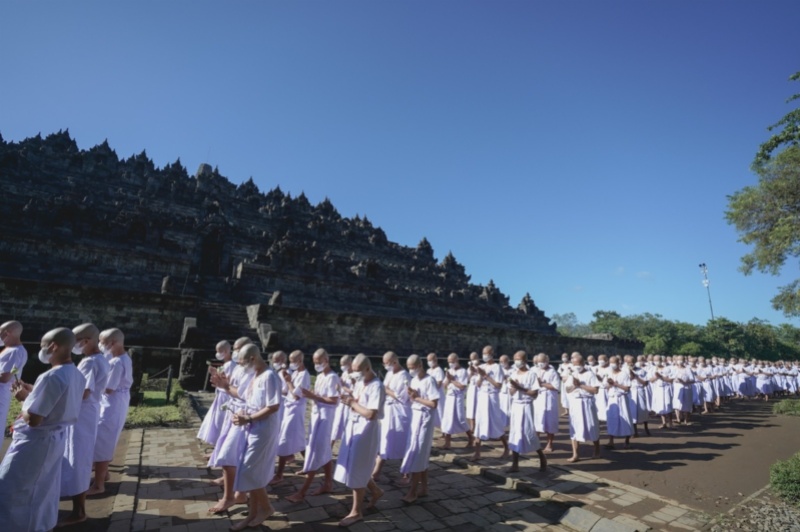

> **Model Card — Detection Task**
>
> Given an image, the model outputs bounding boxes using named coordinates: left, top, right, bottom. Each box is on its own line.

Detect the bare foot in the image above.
left=285, top=492, right=306, bottom=504
left=623, top=443, right=630, bottom=449
left=367, top=487, right=384, bottom=509
left=506, top=466, right=520, bottom=473
left=229, top=519, right=251, bottom=531
left=339, top=514, right=363, bottom=527
left=543, top=447, right=553, bottom=454
left=592, top=452, right=601, bottom=459
left=86, top=485, right=105, bottom=497
left=208, top=498, right=238, bottom=514
left=500, top=450, right=510, bottom=459
left=469, top=453, right=481, bottom=462
left=246, top=508, right=274, bottom=527
left=440, top=445, right=451, bottom=451
left=604, top=444, right=615, bottom=450
left=632, top=433, right=640, bottom=439
left=567, top=456, right=580, bottom=463
left=268, top=475, right=284, bottom=486
left=105, top=472, right=111, bottom=482
left=211, top=477, right=224, bottom=486
left=310, top=482, right=333, bottom=496
left=396, top=477, right=410, bottom=486
left=56, top=514, right=88, bottom=528
left=402, top=494, right=418, bottom=504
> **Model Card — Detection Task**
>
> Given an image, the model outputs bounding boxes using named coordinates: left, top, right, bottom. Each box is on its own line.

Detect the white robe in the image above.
left=400, top=374, right=440, bottom=474
left=558, top=362, right=572, bottom=409
left=533, top=366, right=560, bottom=435
left=594, top=365, right=610, bottom=422
left=209, top=366, right=255, bottom=467
left=630, top=366, right=650, bottom=424
left=334, top=377, right=385, bottom=489
left=465, top=364, right=480, bottom=419
left=234, top=369, right=283, bottom=492
left=427, top=365, right=445, bottom=428
left=672, top=366, right=695, bottom=412
left=508, top=370, right=541, bottom=454
left=474, top=363, right=505, bottom=441
left=62, top=353, right=110, bottom=497
left=498, top=366, right=513, bottom=426
left=93, top=353, right=133, bottom=462
left=332, top=369, right=354, bottom=442
left=567, top=369, right=599, bottom=443
left=441, top=367, right=469, bottom=436
left=648, top=365, right=673, bottom=415
left=197, top=359, right=235, bottom=446
left=379, top=368, right=411, bottom=460
left=0, top=345, right=28, bottom=433
left=302, top=371, right=340, bottom=473
left=277, top=369, right=310, bottom=456
left=0, top=363, right=85, bottom=532
left=604, top=370, right=634, bottom=438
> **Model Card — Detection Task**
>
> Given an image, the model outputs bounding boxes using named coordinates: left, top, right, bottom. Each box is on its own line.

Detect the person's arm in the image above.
left=482, top=365, right=503, bottom=390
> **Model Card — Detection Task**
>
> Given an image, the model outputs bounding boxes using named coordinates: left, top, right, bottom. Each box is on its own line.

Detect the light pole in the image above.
left=698, top=263, right=715, bottom=321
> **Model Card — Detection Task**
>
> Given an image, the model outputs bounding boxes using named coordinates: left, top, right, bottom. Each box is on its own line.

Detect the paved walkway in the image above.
left=89, top=392, right=727, bottom=531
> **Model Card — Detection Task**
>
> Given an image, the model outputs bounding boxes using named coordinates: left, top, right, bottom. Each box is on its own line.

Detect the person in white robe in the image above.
left=566, top=352, right=601, bottom=462
left=59, top=323, right=111, bottom=527
left=372, top=351, right=410, bottom=481
left=755, top=361, right=772, bottom=400
left=197, top=340, right=235, bottom=447
left=594, top=354, right=610, bottom=423
left=88, top=328, right=132, bottom=496
left=426, top=352, right=445, bottom=430
left=697, top=358, right=717, bottom=414
left=507, top=351, right=547, bottom=473
left=332, top=354, right=354, bottom=445
left=400, top=354, right=440, bottom=503
left=498, top=354, right=512, bottom=428
left=470, top=345, right=510, bottom=461
left=334, top=354, right=385, bottom=527
left=558, top=353, right=571, bottom=415
left=440, top=352, right=470, bottom=450
left=0, top=327, right=85, bottom=532
left=625, top=355, right=651, bottom=437
left=465, top=351, right=480, bottom=447
left=0, top=321, right=28, bottom=436
left=229, top=345, right=283, bottom=531
left=286, top=348, right=340, bottom=503
left=532, top=353, right=560, bottom=452
left=672, top=356, right=695, bottom=424
left=206, top=338, right=256, bottom=514
left=648, top=355, right=675, bottom=429
left=272, top=350, right=311, bottom=484
left=604, top=356, right=634, bottom=449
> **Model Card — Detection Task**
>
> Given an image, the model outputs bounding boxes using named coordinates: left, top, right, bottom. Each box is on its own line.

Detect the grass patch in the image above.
left=771, top=451, right=800, bottom=506
left=772, top=399, right=800, bottom=416
left=125, top=374, right=192, bottom=428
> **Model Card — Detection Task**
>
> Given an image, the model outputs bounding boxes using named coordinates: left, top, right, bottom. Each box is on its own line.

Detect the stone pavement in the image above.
left=97, top=392, right=723, bottom=531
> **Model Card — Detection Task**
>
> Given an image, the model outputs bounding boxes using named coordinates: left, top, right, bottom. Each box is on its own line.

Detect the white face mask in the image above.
left=610, top=363, right=618, bottom=370
left=599, top=360, right=607, bottom=367
left=273, top=362, right=285, bottom=371
left=342, top=365, right=351, bottom=372
left=314, top=363, right=325, bottom=373
left=232, top=349, right=240, bottom=361
left=72, top=341, right=84, bottom=355
left=353, top=371, right=364, bottom=381
left=514, top=360, right=525, bottom=369
left=482, top=355, right=491, bottom=363
left=39, top=348, right=52, bottom=365
left=449, top=362, right=457, bottom=370
left=215, top=351, right=225, bottom=361
left=470, top=360, right=478, bottom=366
left=0, top=337, right=4, bottom=347
left=384, top=364, right=393, bottom=372
left=289, top=362, right=299, bottom=371
left=537, top=362, right=546, bottom=369
left=427, top=360, right=435, bottom=368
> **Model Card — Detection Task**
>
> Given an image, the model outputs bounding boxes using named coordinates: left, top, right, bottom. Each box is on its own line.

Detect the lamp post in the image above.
left=698, top=263, right=715, bottom=321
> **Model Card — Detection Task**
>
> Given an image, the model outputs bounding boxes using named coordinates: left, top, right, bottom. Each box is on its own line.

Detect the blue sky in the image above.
left=2, top=1, right=798, bottom=327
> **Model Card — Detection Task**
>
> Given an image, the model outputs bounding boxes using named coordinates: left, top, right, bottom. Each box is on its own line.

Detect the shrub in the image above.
left=771, top=452, right=800, bottom=505
left=773, top=399, right=800, bottom=416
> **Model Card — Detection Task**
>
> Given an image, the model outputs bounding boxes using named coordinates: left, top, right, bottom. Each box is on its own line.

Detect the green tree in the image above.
left=550, top=312, right=592, bottom=337
left=727, top=71, right=800, bottom=317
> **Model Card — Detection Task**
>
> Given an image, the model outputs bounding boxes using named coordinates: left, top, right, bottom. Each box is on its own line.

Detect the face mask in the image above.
left=599, top=361, right=607, bottom=367
left=215, top=351, right=225, bottom=361
left=342, top=365, right=351, bottom=372
left=384, top=364, right=393, bottom=372
left=273, top=362, right=285, bottom=371
left=289, top=363, right=299, bottom=371
left=427, top=360, right=434, bottom=368
left=39, top=348, right=52, bottom=365
left=72, top=341, right=84, bottom=355
left=538, top=362, right=546, bottom=369
left=100, top=345, right=112, bottom=356
left=449, top=362, right=457, bottom=370
left=610, top=363, right=618, bottom=370
left=482, top=355, right=491, bottom=363
left=471, top=360, right=478, bottom=366
left=514, top=360, right=525, bottom=369
left=314, top=363, right=325, bottom=373
left=353, top=371, right=364, bottom=381
left=0, top=337, right=4, bottom=347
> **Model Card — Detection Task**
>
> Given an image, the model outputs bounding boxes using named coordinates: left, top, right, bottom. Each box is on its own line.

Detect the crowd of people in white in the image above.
left=0, top=319, right=797, bottom=531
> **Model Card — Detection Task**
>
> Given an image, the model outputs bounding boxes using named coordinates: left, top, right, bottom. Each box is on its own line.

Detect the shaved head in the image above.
left=240, top=344, right=262, bottom=364
left=42, top=327, right=76, bottom=363
left=0, top=321, right=22, bottom=336
left=289, top=350, right=304, bottom=363
left=383, top=351, right=397, bottom=364
left=340, top=354, right=352, bottom=368
left=233, top=337, right=252, bottom=350
left=100, top=328, right=124, bottom=344
left=353, top=353, right=372, bottom=372
left=447, top=352, right=458, bottom=363
left=216, top=340, right=231, bottom=352
left=271, top=350, right=287, bottom=364
left=73, top=323, right=100, bottom=341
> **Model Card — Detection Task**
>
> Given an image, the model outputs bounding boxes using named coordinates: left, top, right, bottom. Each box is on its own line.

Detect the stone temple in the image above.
left=0, top=131, right=640, bottom=385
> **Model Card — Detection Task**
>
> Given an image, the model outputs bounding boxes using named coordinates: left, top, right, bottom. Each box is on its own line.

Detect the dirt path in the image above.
left=548, top=399, right=800, bottom=514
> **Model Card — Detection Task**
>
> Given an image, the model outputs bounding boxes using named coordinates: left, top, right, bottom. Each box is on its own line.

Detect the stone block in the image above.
left=559, top=507, right=601, bottom=532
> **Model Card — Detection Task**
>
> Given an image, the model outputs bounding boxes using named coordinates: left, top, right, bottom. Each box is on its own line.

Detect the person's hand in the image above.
left=232, top=411, right=247, bottom=426
left=572, top=376, right=580, bottom=387
left=13, top=381, right=32, bottom=401
left=476, top=366, right=486, bottom=377
left=408, top=387, right=419, bottom=399
left=341, top=395, right=353, bottom=407
left=300, top=388, right=314, bottom=398
left=282, top=370, right=291, bottom=383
